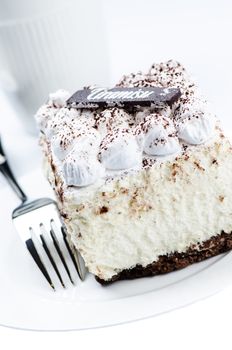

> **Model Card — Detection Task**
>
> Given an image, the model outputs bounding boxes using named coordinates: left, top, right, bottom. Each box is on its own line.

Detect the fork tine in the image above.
left=25, top=237, right=55, bottom=291
left=39, top=229, right=66, bottom=289
left=61, top=226, right=86, bottom=281
left=50, top=223, right=75, bottom=285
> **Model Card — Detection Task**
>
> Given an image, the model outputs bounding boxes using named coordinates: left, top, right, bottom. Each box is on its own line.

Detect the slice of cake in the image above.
left=35, top=60, right=232, bottom=284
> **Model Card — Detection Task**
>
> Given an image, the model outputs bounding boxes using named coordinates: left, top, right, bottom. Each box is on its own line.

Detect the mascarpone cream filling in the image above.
left=43, top=130, right=232, bottom=280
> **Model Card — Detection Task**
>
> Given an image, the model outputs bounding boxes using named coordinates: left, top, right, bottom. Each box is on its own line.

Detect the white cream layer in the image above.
left=48, top=130, right=232, bottom=281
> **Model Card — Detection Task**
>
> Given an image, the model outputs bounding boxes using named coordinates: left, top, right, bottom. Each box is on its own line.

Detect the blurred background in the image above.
left=0, top=0, right=231, bottom=173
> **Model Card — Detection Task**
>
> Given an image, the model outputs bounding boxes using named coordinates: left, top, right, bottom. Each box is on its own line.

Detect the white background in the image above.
left=104, top=0, right=232, bottom=130
left=1, top=0, right=232, bottom=348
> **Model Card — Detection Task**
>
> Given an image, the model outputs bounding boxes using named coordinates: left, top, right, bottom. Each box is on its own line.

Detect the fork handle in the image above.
left=0, top=138, right=27, bottom=203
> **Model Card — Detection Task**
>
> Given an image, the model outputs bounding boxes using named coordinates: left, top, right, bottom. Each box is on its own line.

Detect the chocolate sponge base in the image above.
left=96, top=231, right=232, bottom=285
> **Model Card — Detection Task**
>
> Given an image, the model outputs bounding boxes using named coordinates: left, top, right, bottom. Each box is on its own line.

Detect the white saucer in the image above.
left=1, top=164, right=232, bottom=331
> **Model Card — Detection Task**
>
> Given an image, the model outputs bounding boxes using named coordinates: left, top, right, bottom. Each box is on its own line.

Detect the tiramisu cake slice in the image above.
left=35, top=60, right=232, bottom=284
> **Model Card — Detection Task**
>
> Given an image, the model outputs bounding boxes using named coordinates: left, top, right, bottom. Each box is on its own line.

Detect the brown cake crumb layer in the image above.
left=96, top=231, right=232, bottom=285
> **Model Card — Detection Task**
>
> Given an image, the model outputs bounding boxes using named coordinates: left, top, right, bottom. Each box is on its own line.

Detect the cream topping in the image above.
left=135, top=113, right=181, bottom=156
left=177, top=114, right=216, bottom=145
left=174, top=98, right=216, bottom=144
left=48, top=89, right=71, bottom=108
left=51, top=124, right=100, bottom=161
left=35, top=60, right=217, bottom=187
left=63, top=148, right=105, bottom=187
left=95, top=107, right=132, bottom=135
left=99, top=129, right=141, bottom=170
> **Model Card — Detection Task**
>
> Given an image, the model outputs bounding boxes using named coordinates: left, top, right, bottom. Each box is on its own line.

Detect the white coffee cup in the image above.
left=0, top=0, right=110, bottom=133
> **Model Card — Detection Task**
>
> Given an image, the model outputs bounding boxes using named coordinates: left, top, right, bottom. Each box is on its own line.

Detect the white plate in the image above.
left=1, top=163, right=232, bottom=331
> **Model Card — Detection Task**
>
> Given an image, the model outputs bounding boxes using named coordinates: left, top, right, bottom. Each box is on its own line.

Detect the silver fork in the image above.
left=0, top=137, right=86, bottom=290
